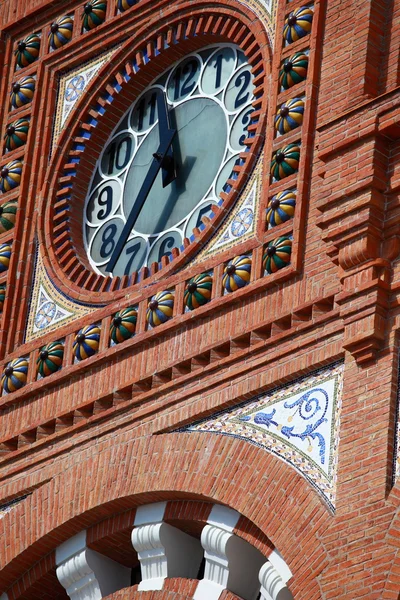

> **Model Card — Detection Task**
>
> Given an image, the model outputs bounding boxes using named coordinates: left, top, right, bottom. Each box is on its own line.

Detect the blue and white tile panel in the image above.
left=185, top=363, right=344, bottom=509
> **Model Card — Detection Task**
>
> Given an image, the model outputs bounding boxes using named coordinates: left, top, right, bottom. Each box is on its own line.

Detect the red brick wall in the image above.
left=1, top=0, right=400, bottom=596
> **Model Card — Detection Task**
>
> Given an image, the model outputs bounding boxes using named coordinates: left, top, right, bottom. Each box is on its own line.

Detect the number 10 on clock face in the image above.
left=84, top=44, right=256, bottom=277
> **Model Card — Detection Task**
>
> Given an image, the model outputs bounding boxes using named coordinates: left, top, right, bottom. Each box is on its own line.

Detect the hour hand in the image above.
left=156, top=91, right=176, bottom=187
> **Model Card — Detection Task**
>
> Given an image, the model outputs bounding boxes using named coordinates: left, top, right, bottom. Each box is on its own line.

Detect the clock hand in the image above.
left=156, top=90, right=176, bottom=188
left=106, top=126, right=177, bottom=274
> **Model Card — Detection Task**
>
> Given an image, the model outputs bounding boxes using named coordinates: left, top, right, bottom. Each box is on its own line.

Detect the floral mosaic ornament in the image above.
left=279, top=52, right=309, bottom=90
left=1, top=357, right=28, bottom=394
left=0, top=160, right=22, bottom=193
left=0, top=243, right=11, bottom=273
left=0, top=201, right=17, bottom=233
left=110, top=307, right=137, bottom=343
left=0, top=284, right=5, bottom=311
left=37, top=341, right=64, bottom=377
left=10, top=76, right=35, bottom=109
left=283, top=6, right=313, bottom=44
left=270, top=143, right=300, bottom=181
left=266, top=190, right=296, bottom=227
left=184, top=273, right=213, bottom=311
left=49, top=15, right=74, bottom=50
left=73, top=324, right=100, bottom=360
left=82, top=1, right=107, bottom=30
left=275, top=98, right=304, bottom=135
left=146, top=291, right=174, bottom=327
left=223, top=255, right=252, bottom=292
left=263, top=236, right=292, bottom=274
left=184, top=363, right=344, bottom=508
left=4, top=118, right=29, bottom=152
left=116, top=0, right=137, bottom=10
left=14, top=33, right=41, bottom=68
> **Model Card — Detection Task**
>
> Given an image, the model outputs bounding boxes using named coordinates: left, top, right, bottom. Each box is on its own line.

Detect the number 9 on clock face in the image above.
left=84, top=44, right=255, bottom=278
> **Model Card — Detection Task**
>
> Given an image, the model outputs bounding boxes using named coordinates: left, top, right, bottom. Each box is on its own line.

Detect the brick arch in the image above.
left=39, top=0, right=271, bottom=304
left=0, top=432, right=332, bottom=598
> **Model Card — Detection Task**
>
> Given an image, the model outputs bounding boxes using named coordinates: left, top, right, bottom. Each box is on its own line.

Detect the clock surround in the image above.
left=40, top=9, right=270, bottom=304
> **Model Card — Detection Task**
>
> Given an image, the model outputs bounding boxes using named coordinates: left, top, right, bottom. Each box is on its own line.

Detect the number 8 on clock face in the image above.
left=84, top=44, right=255, bottom=278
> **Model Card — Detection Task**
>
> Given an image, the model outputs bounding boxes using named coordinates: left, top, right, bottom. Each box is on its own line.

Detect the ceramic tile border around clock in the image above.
left=25, top=249, right=98, bottom=342
left=182, top=362, right=344, bottom=509
left=193, top=154, right=263, bottom=263
left=52, top=46, right=120, bottom=153
left=245, top=0, right=278, bottom=44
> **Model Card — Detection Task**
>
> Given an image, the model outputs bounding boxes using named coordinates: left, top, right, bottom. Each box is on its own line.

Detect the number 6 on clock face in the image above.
left=84, top=44, right=255, bottom=278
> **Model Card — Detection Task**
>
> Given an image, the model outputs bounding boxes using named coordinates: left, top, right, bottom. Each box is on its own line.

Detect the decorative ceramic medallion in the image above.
left=223, top=255, right=252, bottom=292
left=1, top=357, right=28, bottom=394
left=266, top=190, right=296, bottom=228
left=116, top=0, right=137, bottom=11
left=49, top=15, right=74, bottom=50
left=73, top=324, right=101, bottom=360
left=14, top=33, right=41, bottom=68
left=25, top=252, right=97, bottom=342
left=275, top=98, right=304, bottom=135
left=270, top=144, right=300, bottom=181
left=36, top=341, right=64, bottom=377
left=82, top=1, right=107, bottom=31
left=184, top=273, right=213, bottom=310
left=146, top=290, right=174, bottom=327
left=0, top=160, right=22, bottom=193
left=53, top=47, right=118, bottom=149
left=110, top=306, right=137, bottom=343
left=9, top=76, right=35, bottom=109
left=0, top=201, right=17, bottom=233
left=0, top=243, right=11, bottom=273
left=279, top=52, right=309, bottom=90
left=263, top=236, right=292, bottom=273
left=4, top=118, right=29, bottom=152
left=184, top=363, right=344, bottom=508
left=283, top=6, right=314, bottom=44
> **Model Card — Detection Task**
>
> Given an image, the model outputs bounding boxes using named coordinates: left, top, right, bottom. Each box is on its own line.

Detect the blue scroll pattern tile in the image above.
left=185, top=362, right=344, bottom=509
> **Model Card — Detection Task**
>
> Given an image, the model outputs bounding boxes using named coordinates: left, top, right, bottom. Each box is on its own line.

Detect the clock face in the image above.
left=83, top=44, right=255, bottom=277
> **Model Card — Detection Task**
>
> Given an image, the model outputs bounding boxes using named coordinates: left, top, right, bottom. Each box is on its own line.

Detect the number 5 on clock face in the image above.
left=84, top=43, right=255, bottom=278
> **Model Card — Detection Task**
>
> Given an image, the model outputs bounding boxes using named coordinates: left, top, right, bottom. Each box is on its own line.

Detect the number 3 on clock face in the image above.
left=84, top=44, right=255, bottom=278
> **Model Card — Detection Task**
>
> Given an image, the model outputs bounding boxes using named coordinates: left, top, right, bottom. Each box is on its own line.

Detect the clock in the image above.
left=83, top=44, right=256, bottom=278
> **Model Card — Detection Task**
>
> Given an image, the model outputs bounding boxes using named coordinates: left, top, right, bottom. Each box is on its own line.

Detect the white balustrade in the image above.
left=55, top=530, right=130, bottom=600
left=132, top=502, right=203, bottom=591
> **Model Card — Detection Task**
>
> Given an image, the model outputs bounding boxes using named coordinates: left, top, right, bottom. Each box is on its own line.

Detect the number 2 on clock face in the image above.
left=84, top=44, right=256, bottom=278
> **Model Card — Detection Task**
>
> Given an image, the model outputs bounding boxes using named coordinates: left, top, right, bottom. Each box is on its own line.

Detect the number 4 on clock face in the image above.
left=84, top=44, right=255, bottom=278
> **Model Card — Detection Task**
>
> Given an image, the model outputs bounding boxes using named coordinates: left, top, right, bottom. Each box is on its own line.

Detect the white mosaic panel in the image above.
left=211, top=180, right=257, bottom=251
left=53, top=47, right=119, bottom=150
left=185, top=363, right=344, bottom=509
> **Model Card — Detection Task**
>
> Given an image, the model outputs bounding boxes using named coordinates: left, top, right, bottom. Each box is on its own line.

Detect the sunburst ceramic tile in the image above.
left=25, top=250, right=98, bottom=342
left=183, top=363, right=344, bottom=509
left=52, top=47, right=119, bottom=151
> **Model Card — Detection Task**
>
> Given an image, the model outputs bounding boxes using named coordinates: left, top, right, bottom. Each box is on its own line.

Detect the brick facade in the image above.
left=1, top=0, right=400, bottom=597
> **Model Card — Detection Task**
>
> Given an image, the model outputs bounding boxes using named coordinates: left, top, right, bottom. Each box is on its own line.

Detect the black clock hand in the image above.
left=156, top=91, right=176, bottom=188
left=106, top=126, right=176, bottom=273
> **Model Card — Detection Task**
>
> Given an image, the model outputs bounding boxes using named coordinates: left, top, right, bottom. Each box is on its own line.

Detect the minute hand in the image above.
left=106, top=127, right=176, bottom=274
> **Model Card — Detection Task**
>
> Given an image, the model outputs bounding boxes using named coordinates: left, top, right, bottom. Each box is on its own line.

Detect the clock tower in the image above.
left=1, top=0, right=400, bottom=597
